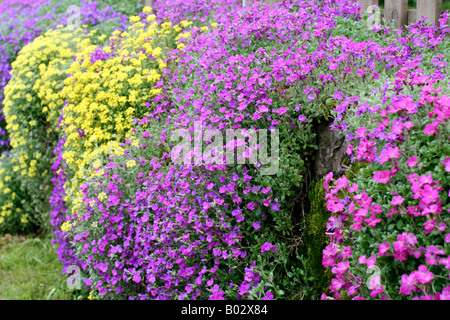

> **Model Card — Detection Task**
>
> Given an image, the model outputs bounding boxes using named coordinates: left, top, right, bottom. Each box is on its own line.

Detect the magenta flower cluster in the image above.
left=322, top=47, right=450, bottom=299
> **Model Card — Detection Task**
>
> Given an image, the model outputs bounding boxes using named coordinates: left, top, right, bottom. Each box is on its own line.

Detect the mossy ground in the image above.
left=299, top=177, right=332, bottom=298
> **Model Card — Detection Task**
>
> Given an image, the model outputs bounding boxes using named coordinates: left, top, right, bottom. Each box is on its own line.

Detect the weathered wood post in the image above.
left=384, top=0, right=408, bottom=28
left=417, top=0, right=443, bottom=25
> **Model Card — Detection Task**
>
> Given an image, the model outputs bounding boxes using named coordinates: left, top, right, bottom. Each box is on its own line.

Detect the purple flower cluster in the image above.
left=50, top=136, right=81, bottom=272
left=152, top=0, right=242, bottom=24
left=69, top=127, right=277, bottom=298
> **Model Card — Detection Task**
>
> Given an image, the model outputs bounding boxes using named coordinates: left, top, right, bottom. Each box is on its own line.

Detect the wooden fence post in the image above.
left=417, top=0, right=443, bottom=25
left=384, top=0, right=408, bottom=28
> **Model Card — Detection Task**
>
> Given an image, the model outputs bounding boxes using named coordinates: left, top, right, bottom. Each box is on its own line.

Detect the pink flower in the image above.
left=331, top=260, right=349, bottom=275
left=379, top=146, right=400, bottom=164
left=421, top=185, right=439, bottom=204
left=209, top=284, right=225, bottom=300
left=378, top=242, right=390, bottom=256
left=247, top=202, right=256, bottom=210
left=407, top=156, right=418, bottom=167
left=262, top=291, right=273, bottom=300
left=425, top=246, right=445, bottom=265
left=373, top=170, right=392, bottom=184
left=366, top=255, right=377, bottom=269
left=179, top=182, right=189, bottom=189
left=261, top=242, right=274, bottom=254
left=252, top=221, right=260, bottom=230
left=391, top=196, right=404, bottom=206
left=356, top=139, right=377, bottom=162
left=441, top=157, right=450, bottom=172
left=276, top=107, right=289, bottom=115
left=413, top=265, right=434, bottom=284
left=358, top=255, right=366, bottom=264
left=404, top=121, right=414, bottom=129
left=368, top=275, right=383, bottom=297
left=445, top=234, right=450, bottom=243
left=346, top=144, right=353, bottom=155
left=423, top=219, right=437, bottom=234
left=399, top=273, right=417, bottom=296
left=441, top=286, right=450, bottom=300
left=392, top=124, right=403, bottom=134
left=424, top=123, right=438, bottom=135
left=322, top=243, right=338, bottom=267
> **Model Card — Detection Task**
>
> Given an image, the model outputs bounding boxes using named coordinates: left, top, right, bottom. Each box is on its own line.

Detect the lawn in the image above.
left=0, top=234, right=80, bottom=300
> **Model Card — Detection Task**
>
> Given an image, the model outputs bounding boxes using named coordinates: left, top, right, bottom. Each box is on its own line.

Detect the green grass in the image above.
left=0, top=234, right=81, bottom=300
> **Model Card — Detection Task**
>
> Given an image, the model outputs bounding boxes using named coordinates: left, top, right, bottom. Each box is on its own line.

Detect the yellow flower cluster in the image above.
left=61, top=10, right=190, bottom=217
left=0, top=27, right=87, bottom=230
left=0, top=154, right=24, bottom=230
left=4, top=27, right=85, bottom=152
left=60, top=221, right=72, bottom=232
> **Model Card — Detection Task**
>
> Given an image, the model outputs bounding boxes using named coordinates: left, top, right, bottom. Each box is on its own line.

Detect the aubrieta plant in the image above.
left=152, top=0, right=242, bottom=25
left=57, top=0, right=446, bottom=300
left=322, top=71, right=450, bottom=300
left=321, top=14, right=450, bottom=299
left=1, top=0, right=449, bottom=301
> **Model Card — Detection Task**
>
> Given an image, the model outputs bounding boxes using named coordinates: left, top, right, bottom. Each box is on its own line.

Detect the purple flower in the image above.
left=298, top=115, right=307, bottom=122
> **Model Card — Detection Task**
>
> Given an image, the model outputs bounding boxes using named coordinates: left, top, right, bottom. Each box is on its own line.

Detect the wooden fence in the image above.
left=358, top=0, right=443, bottom=28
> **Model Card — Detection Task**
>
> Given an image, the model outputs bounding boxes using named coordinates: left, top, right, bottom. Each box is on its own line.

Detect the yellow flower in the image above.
left=21, top=214, right=29, bottom=224
left=61, top=221, right=72, bottom=232
left=126, top=160, right=136, bottom=168
left=130, top=16, right=141, bottom=23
